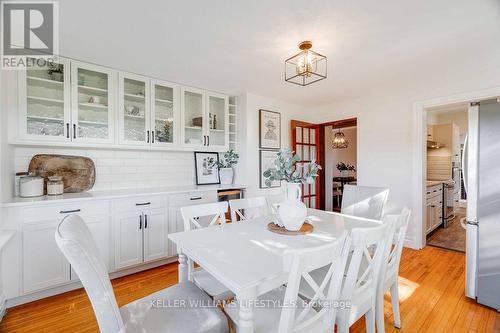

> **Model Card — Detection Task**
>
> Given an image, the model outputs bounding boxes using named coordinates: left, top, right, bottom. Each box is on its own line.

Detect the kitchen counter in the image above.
left=3, top=184, right=246, bottom=207
left=427, top=180, right=446, bottom=187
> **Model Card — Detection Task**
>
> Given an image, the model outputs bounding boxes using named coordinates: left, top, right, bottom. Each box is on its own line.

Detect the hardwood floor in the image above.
left=1, top=247, right=499, bottom=333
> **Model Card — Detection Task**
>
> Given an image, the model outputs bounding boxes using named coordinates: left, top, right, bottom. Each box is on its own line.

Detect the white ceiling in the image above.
left=58, top=0, right=500, bottom=107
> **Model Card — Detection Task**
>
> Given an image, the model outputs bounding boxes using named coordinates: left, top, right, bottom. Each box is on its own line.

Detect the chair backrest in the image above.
left=55, top=215, right=124, bottom=333
left=341, top=185, right=389, bottom=220
left=180, top=201, right=228, bottom=231
left=340, top=223, right=392, bottom=309
left=278, top=232, right=349, bottom=333
left=383, top=207, right=411, bottom=283
left=229, top=196, right=269, bottom=223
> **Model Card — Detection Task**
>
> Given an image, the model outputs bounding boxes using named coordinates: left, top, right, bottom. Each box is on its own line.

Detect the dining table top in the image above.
left=168, top=208, right=380, bottom=296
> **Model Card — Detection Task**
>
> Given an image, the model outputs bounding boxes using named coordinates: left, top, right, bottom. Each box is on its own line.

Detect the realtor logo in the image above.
left=1, top=1, right=59, bottom=69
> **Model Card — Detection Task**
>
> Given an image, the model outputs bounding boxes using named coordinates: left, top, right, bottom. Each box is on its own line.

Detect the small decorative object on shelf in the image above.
left=213, top=114, right=217, bottom=130
left=47, top=63, right=63, bottom=82
left=207, top=149, right=239, bottom=185
left=263, top=149, right=321, bottom=231
left=336, top=162, right=356, bottom=177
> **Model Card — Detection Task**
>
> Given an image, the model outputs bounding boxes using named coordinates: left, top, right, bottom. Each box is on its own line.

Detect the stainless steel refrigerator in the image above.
left=463, top=99, right=500, bottom=310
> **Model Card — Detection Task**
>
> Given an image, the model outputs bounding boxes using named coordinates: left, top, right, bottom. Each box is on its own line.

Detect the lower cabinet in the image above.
left=23, top=220, right=71, bottom=293
left=113, top=197, right=169, bottom=270
left=426, top=194, right=443, bottom=235
left=23, top=213, right=110, bottom=292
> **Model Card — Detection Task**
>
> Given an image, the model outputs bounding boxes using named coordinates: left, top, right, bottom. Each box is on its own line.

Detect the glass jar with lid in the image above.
left=47, top=176, right=64, bottom=196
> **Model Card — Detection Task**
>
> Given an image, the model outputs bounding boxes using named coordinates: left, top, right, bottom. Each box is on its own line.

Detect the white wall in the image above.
left=311, top=54, right=500, bottom=248
left=324, top=126, right=357, bottom=211
left=235, top=93, right=315, bottom=197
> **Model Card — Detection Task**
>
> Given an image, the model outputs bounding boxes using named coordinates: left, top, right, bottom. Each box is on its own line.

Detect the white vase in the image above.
left=219, top=168, right=234, bottom=185
left=278, top=182, right=307, bottom=231
left=340, top=170, right=349, bottom=177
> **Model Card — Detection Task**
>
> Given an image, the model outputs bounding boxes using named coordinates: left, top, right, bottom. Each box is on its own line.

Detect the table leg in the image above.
left=178, top=251, right=188, bottom=283
left=237, top=290, right=256, bottom=333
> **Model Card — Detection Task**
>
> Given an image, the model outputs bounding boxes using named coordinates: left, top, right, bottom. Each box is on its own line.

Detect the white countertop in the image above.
left=426, top=180, right=446, bottom=187
left=3, top=184, right=246, bottom=207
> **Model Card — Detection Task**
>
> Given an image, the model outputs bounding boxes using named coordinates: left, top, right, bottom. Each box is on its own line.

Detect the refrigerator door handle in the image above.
left=462, top=134, right=468, bottom=194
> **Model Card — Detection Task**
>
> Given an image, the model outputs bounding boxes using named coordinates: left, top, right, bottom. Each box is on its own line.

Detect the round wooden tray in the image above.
left=267, top=221, right=314, bottom=235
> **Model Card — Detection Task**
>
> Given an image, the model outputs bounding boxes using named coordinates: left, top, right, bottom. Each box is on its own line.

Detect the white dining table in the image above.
left=168, top=208, right=381, bottom=333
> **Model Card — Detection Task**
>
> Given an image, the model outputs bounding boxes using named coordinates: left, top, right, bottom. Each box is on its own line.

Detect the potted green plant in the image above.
left=336, top=162, right=356, bottom=177
left=263, top=149, right=321, bottom=231
left=208, top=150, right=239, bottom=185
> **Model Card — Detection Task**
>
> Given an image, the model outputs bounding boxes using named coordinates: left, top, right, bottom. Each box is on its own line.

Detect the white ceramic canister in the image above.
left=19, top=174, right=44, bottom=198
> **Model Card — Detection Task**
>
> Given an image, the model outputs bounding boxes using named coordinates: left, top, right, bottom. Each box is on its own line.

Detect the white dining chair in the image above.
left=225, top=231, right=349, bottom=333
left=376, top=207, right=411, bottom=333
left=55, top=215, right=228, bottom=333
left=298, top=223, right=393, bottom=333
left=229, top=196, right=269, bottom=223
left=341, top=185, right=389, bottom=220
left=180, top=201, right=234, bottom=301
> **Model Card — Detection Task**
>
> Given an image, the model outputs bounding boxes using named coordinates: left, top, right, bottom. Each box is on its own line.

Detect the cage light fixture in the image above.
left=285, top=41, right=327, bottom=86
left=332, top=128, right=348, bottom=149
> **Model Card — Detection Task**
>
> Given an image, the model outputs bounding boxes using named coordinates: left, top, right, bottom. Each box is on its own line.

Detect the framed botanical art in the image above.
left=259, top=109, right=281, bottom=149
left=194, top=152, right=220, bottom=185
left=259, top=150, right=281, bottom=188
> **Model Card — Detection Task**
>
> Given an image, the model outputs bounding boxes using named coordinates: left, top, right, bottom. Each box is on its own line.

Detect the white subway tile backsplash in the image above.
left=13, top=147, right=197, bottom=191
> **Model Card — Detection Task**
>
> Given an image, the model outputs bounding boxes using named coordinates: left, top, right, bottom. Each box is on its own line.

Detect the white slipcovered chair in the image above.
left=180, top=201, right=234, bottom=301
left=228, top=196, right=269, bottom=223
left=226, top=231, right=349, bottom=333
left=55, top=214, right=228, bottom=333
left=376, top=207, right=411, bottom=333
left=299, top=223, right=393, bottom=333
left=341, top=185, right=389, bottom=220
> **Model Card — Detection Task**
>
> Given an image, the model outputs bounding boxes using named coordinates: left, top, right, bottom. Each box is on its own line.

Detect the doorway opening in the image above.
left=291, top=117, right=357, bottom=211
left=424, top=104, right=468, bottom=253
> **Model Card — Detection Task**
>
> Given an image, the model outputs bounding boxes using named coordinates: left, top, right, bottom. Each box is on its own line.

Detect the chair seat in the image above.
left=120, top=281, right=229, bottom=333
left=192, top=267, right=234, bottom=301
left=225, top=288, right=330, bottom=333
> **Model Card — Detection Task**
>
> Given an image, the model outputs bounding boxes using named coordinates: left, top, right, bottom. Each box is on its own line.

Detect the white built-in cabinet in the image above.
left=113, top=196, right=169, bottom=270
left=181, top=88, right=229, bottom=149
left=21, top=201, right=110, bottom=293
left=425, top=185, right=443, bottom=235
left=15, top=57, right=231, bottom=151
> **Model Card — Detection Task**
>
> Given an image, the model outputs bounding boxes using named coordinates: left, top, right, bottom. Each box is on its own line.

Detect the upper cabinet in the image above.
left=71, top=61, right=115, bottom=144
left=181, top=88, right=228, bottom=149
left=151, top=79, right=179, bottom=147
left=118, top=73, right=150, bottom=146
left=18, top=57, right=71, bottom=142
left=15, top=57, right=230, bottom=151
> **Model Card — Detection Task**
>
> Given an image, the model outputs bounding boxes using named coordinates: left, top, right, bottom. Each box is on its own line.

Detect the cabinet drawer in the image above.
left=168, top=191, right=217, bottom=207
left=21, top=200, right=110, bottom=222
left=113, top=195, right=166, bottom=213
left=426, top=185, right=442, bottom=199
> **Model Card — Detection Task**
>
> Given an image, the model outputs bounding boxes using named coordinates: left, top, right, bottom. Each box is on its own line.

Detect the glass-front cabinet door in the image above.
left=151, top=80, right=179, bottom=146
left=71, top=61, right=115, bottom=144
left=206, top=92, right=228, bottom=148
left=182, top=87, right=205, bottom=147
left=18, top=57, right=71, bottom=141
left=119, top=73, right=150, bottom=145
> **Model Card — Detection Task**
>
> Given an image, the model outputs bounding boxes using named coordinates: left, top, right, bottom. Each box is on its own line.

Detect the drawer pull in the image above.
left=190, top=197, right=202, bottom=201
left=60, top=209, right=81, bottom=214
left=135, top=202, right=151, bottom=206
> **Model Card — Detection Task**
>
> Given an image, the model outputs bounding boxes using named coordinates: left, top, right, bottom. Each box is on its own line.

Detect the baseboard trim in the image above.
left=404, top=236, right=419, bottom=250
left=0, top=294, right=6, bottom=322
left=6, top=256, right=178, bottom=308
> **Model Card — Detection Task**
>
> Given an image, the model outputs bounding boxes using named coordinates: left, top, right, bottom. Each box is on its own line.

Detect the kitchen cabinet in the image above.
left=427, top=124, right=434, bottom=141
left=18, top=57, right=72, bottom=142
left=113, top=196, right=169, bottom=270
left=23, top=220, right=70, bottom=293
left=151, top=79, right=180, bottom=147
left=71, top=61, right=116, bottom=144
left=426, top=185, right=443, bottom=235
left=181, top=88, right=229, bottom=149
left=167, top=191, right=218, bottom=256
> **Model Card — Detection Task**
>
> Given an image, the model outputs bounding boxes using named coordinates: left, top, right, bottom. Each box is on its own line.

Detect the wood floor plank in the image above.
left=1, top=247, right=499, bottom=333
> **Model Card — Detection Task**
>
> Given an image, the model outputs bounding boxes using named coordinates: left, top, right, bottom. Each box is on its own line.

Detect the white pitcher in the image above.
left=278, top=182, right=307, bottom=231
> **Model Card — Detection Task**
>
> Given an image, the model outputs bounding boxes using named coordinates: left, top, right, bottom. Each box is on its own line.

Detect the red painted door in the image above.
left=291, top=120, right=322, bottom=209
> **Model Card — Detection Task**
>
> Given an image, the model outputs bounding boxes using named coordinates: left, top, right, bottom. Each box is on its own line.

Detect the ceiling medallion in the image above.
left=332, top=129, right=348, bottom=149
left=285, top=41, right=327, bottom=86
